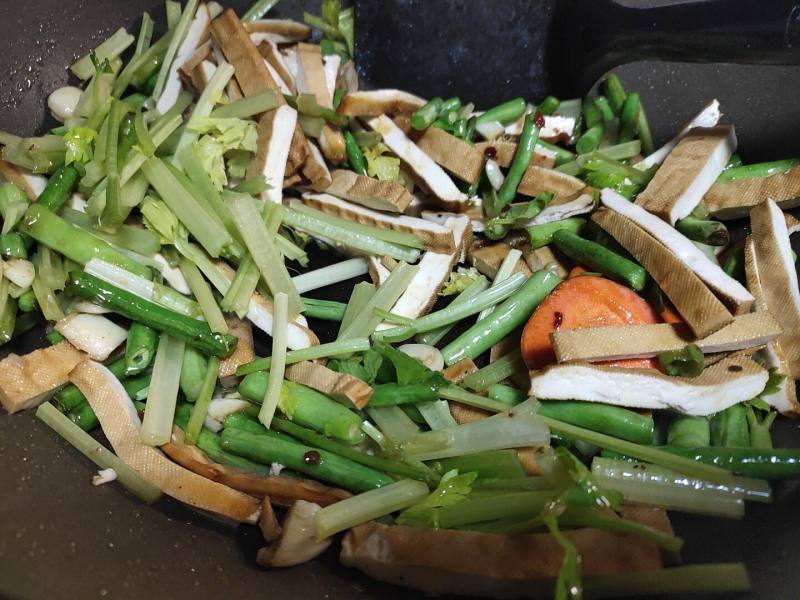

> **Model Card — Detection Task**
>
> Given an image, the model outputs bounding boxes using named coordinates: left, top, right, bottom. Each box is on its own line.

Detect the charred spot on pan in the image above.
left=553, top=311, right=564, bottom=329
left=728, top=364, right=743, bottom=372
left=303, top=450, right=322, bottom=466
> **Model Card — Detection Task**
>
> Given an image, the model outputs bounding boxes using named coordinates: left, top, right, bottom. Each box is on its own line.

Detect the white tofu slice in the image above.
left=157, top=3, right=210, bottom=114
left=337, top=90, right=426, bottom=117
left=250, top=104, right=298, bottom=204
left=55, top=313, right=128, bottom=361
left=636, top=100, right=721, bottom=169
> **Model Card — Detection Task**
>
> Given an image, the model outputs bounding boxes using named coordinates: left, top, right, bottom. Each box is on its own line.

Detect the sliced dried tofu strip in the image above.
left=366, top=115, right=468, bottom=211
left=258, top=39, right=296, bottom=94
left=414, top=126, right=484, bottom=183
left=517, top=165, right=585, bottom=202
left=337, top=90, right=426, bottom=117
left=529, top=355, right=767, bottom=416
left=295, top=43, right=332, bottom=107
left=71, top=361, right=261, bottom=523
left=602, top=189, right=753, bottom=315
left=468, top=243, right=532, bottom=279
left=705, top=164, right=800, bottom=220
left=0, top=342, right=85, bottom=414
left=285, top=361, right=373, bottom=409
left=551, top=311, right=781, bottom=363
left=303, top=192, right=455, bottom=253
left=636, top=125, right=735, bottom=224
left=179, top=39, right=212, bottom=87
left=527, top=193, right=595, bottom=226
left=368, top=256, right=391, bottom=286
left=302, top=141, right=332, bottom=192
left=748, top=199, right=800, bottom=378
left=246, top=105, right=297, bottom=204
left=324, top=169, right=413, bottom=213
left=593, top=207, right=733, bottom=338
left=219, top=318, right=255, bottom=384
left=635, top=99, right=721, bottom=169
left=243, top=19, right=312, bottom=43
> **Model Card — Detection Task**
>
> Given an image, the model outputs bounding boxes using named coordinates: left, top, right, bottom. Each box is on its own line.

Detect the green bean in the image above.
left=636, top=102, right=655, bottom=155
left=219, top=427, right=394, bottom=492
left=526, top=217, right=586, bottom=249
left=576, top=125, right=603, bottom=154
left=68, top=402, right=99, bottom=432
left=710, top=405, right=750, bottom=448
left=593, top=96, right=615, bottom=122
left=552, top=229, right=647, bottom=290
left=67, top=271, right=237, bottom=357
left=603, top=74, right=627, bottom=114
left=368, top=382, right=441, bottom=406
left=487, top=384, right=527, bottom=407
left=537, top=96, right=560, bottom=116
left=123, top=372, right=152, bottom=401
left=17, top=289, right=37, bottom=313
left=618, top=92, right=640, bottom=143
left=179, top=345, right=208, bottom=402
left=185, top=356, right=220, bottom=444
left=125, top=322, right=158, bottom=375
left=475, top=97, right=527, bottom=126
left=582, top=96, right=603, bottom=129
left=658, top=344, right=704, bottom=378
left=441, top=269, right=562, bottom=365
left=431, top=449, right=527, bottom=480
left=411, top=97, right=443, bottom=130
left=343, top=130, right=368, bottom=176
left=300, top=297, right=347, bottom=322
left=538, top=401, right=654, bottom=445
left=716, top=158, right=800, bottom=184
left=36, top=165, right=79, bottom=212
left=0, top=233, right=28, bottom=259
left=667, top=415, right=710, bottom=447
left=675, top=216, right=730, bottom=246
left=54, top=357, right=127, bottom=412
left=493, top=113, right=540, bottom=213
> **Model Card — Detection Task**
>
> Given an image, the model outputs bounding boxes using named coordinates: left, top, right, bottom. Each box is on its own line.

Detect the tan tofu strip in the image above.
left=324, top=169, right=413, bottom=212
left=366, top=115, right=469, bottom=211
left=243, top=19, right=312, bottom=44
left=551, top=311, right=782, bottom=363
left=704, top=164, right=800, bottom=220
left=748, top=199, right=800, bottom=378
left=529, top=355, right=767, bottom=416
left=246, top=104, right=297, bottom=203
left=744, top=238, right=800, bottom=414
left=468, top=243, right=532, bottom=279
left=179, top=40, right=212, bottom=88
left=285, top=361, right=373, bottom=409
left=0, top=342, right=85, bottom=414
left=474, top=141, right=555, bottom=169
left=219, top=318, right=255, bottom=386
left=71, top=361, right=261, bottom=524
left=302, top=141, right=333, bottom=192
left=635, top=125, right=736, bottom=224
left=337, top=90, right=426, bottom=117
left=526, top=193, right=595, bottom=226
left=211, top=10, right=307, bottom=174
left=441, top=358, right=478, bottom=384
left=517, top=165, right=586, bottom=202
left=341, top=514, right=668, bottom=597
left=635, top=99, right=721, bottom=170
left=295, top=43, right=331, bottom=105
left=303, top=192, right=456, bottom=253
left=602, top=189, right=753, bottom=315
left=414, top=126, right=484, bottom=183
left=258, top=39, right=296, bottom=94
left=593, top=208, right=733, bottom=338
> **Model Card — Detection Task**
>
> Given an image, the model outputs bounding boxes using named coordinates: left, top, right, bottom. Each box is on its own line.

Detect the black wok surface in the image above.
left=1, top=2, right=800, bottom=599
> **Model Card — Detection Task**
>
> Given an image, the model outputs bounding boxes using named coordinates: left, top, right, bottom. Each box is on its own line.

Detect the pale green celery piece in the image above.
left=220, top=256, right=260, bottom=318
left=152, top=0, right=199, bottom=102
left=35, top=402, right=162, bottom=503
left=31, top=274, right=63, bottom=321
left=210, top=90, right=279, bottom=118
left=583, top=564, right=750, bottom=597
left=242, top=0, right=281, bottom=21
left=461, top=349, right=526, bottom=392
left=140, top=333, right=186, bottom=446
left=235, top=338, right=372, bottom=376
left=338, top=282, right=375, bottom=335
left=165, top=0, right=182, bottom=28
left=417, top=400, right=457, bottom=430
left=179, top=258, right=228, bottom=334
left=34, top=247, right=66, bottom=291
left=476, top=248, right=522, bottom=321
left=366, top=406, right=419, bottom=444
left=437, top=384, right=509, bottom=413
left=402, top=413, right=550, bottom=461
left=416, top=276, right=489, bottom=346
left=315, top=480, right=429, bottom=540
left=281, top=207, right=421, bottom=263
left=375, top=273, right=527, bottom=343
left=71, top=28, right=135, bottom=80
left=337, top=262, right=417, bottom=340
left=226, top=193, right=303, bottom=318
left=141, top=157, right=234, bottom=258
left=291, top=258, right=369, bottom=294
left=258, top=292, right=288, bottom=428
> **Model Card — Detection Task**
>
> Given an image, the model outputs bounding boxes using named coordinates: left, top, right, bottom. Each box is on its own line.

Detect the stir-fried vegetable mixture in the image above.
left=2, top=1, right=799, bottom=597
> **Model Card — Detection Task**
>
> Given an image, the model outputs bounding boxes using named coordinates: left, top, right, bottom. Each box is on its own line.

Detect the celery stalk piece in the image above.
left=315, top=480, right=430, bottom=540
left=461, top=349, right=526, bottom=392
left=259, top=293, right=288, bottom=428
left=211, top=91, right=280, bottom=119
left=226, top=193, right=304, bottom=318
left=401, top=412, right=550, bottom=461
left=366, top=406, right=420, bottom=444
left=242, top=0, right=281, bottom=21
left=84, top=259, right=201, bottom=318
left=291, top=258, right=369, bottom=294
left=374, top=272, right=527, bottom=343
left=179, top=258, right=228, bottom=334
left=235, top=338, right=372, bottom=376
left=141, top=157, right=234, bottom=259
left=71, top=28, right=135, bottom=80
left=415, top=276, right=489, bottom=346
left=185, top=356, right=220, bottom=445
left=133, top=12, right=155, bottom=57
left=337, top=262, right=418, bottom=340
left=220, top=256, right=260, bottom=318
left=281, top=207, right=421, bottom=263
left=417, top=400, right=457, bottom=430
left=476, top=248, right=522, bottom=321
left=100, top=99, right=129, bottom=230
left=438, top=384, right=510, bottom=413
left=140, top=333, right=186, bottom=446
left=31, top=273, right=63, bottom=321
left=36, top=402, right=162, bottom=503
left=62, top=208, right=160, bottom=256
left=339, top=282, right=375, bottom=334
left=151, top=0, right=199, bottom=102
left=583, top=564, right=750, bottom=597
left=165, top=0, right=181, bottom=28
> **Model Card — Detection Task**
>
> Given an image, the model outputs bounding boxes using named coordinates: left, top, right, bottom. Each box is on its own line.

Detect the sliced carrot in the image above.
left=521, top=273, right=662, bottom=371
left=660, top=304, right=683, bottom=325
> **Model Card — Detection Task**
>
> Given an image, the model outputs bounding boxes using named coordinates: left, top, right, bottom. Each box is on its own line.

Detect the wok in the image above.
left=1, top=1, right=800, bottom=598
